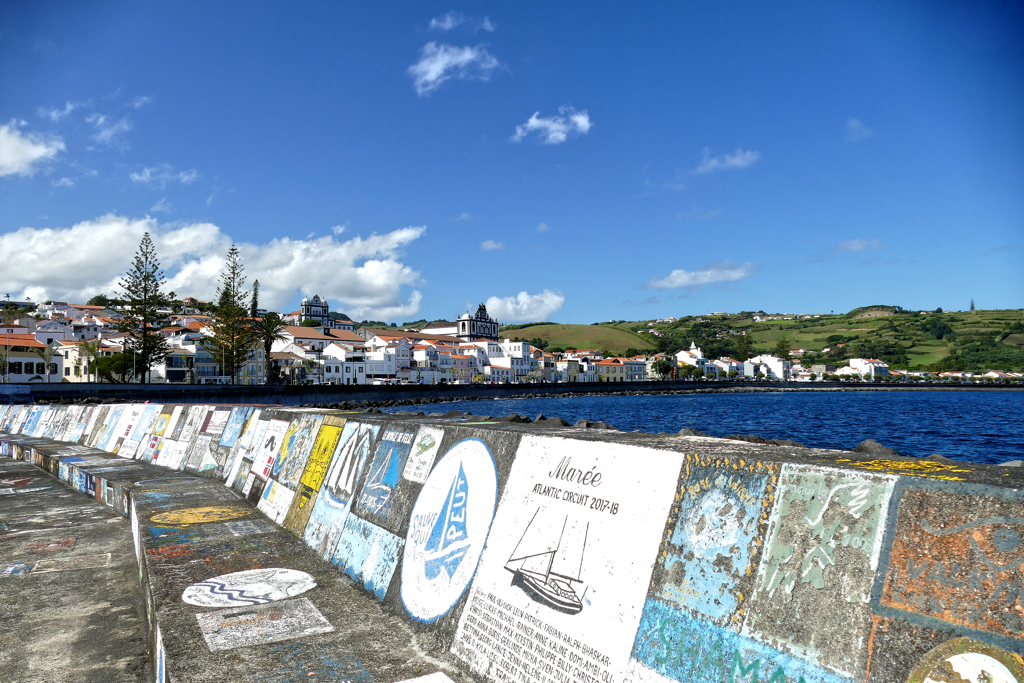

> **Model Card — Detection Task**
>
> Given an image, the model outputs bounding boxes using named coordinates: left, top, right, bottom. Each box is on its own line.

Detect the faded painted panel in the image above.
left=281, top=421, right=345, bottom=537
left=402, top=425, right=445, bottom=484
left=879, top=485, right=1024, bottom=641
left=333, top=514, right=404, bottom=600
left=627, top=598, right=848, bottom=683
left=274, top=414, right=325, bottom=487
left=651, top=454, right=778, bottom=627
left=255, top=419, right=292, bottom=481
left=258, top=479, right=297, bottom=524
left=195, top=597, right=333, bottom=652
left=218, top=406, right=251, bottom=447
left=451, top=435, right=682, bottom=683
left=740, top=464, right=896, bottom=679
left=303, top=421, right=380, bottom=561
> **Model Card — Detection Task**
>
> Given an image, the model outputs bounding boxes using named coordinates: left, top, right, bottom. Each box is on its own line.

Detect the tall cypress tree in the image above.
left=250, top=279, right=260, bottom=318
left=205, top=245, right=257, bottom=384
left=117, top=232, right=170, bottom=383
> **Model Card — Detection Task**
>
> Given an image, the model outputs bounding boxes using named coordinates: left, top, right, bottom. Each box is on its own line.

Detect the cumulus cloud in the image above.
left=0, top=214, right=427, bottom=319
left=846, top=118, right=872, bottom=142
left=130, top=164, right=199, bottom=188
left=835, top=239, right=883, bottom=252
left=480, top=239, right=504, bottom=250
left=408, top=42, right=501, bottom=96
left=646, top=261, right=756, bottom=289
left=511, top=106, right=592, bottom=145
left=692, top=148, right=760, bottom=174
left=86, top=113, right=132, bottom=146
left=485, top=289, right=565, bottom=322
left=0, top=121, right=65, bottom=177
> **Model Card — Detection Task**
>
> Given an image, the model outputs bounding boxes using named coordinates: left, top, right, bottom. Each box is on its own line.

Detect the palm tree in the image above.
left=253, top=312, right=287, bottom=384
left=33, top=342, right=57, bottom=383
left=80, top=340, right=102, bottom=383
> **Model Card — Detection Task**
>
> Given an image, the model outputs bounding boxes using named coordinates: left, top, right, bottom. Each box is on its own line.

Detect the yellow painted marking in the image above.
left=150, top=505, right=254, bottom=526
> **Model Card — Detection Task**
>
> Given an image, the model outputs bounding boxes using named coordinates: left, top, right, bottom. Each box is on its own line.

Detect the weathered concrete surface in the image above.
left=0, top=458, right=150, bottom=683
left=3, top=402, right=1024, bottom=683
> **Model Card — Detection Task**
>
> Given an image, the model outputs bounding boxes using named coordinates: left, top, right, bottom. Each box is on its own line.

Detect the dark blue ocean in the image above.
left=383, top=390, right=1024, bottom=465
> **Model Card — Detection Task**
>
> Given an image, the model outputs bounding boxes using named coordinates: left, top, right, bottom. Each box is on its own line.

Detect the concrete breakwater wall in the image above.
left=17, top=379, right=1023, bottom=408
left=1, top=401, right=1022, bottom=683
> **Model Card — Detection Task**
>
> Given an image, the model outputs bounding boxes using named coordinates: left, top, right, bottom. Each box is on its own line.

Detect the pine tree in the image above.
left=205, top=245, right=257, bottom=384
left=116, top=232, right=170, bottom=383
left=735, top=332, right=752, bottom=361
left=251, top=279, right=260, bottom=318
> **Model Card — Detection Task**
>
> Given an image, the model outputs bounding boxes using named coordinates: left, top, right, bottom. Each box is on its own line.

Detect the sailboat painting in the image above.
left=356, top=428, right=416, bottom=520
left=401, top=438, right=498, bottom=623
left=505, top=508, right=589, bottom=615
left=303, top=422, right=380, bottom=562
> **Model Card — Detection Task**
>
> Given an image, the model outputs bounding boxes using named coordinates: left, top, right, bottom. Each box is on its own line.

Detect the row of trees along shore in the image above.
left=114, top=233, right=286, bottom=384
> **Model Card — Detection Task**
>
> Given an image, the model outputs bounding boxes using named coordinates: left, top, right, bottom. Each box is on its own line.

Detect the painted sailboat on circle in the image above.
left=505, top=508, right=589, bottom=615
left=423, top=462, right=471, bottom=582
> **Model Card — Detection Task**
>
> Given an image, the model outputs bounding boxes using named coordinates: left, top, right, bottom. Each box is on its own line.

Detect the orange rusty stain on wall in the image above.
left=881, top=487, right=1024, bottom=639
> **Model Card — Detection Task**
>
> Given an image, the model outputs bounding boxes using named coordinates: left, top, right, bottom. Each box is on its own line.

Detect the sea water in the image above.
left=382, top=390, right=1023, bottom=464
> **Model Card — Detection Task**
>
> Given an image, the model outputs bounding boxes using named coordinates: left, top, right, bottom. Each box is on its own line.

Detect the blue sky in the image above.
left=1, top=2, right=1021, bottom=323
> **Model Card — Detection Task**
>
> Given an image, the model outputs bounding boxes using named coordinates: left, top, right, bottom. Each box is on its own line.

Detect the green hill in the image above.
left=499, top=323, right=652, bottom=355
left=505, top=308, right=1024, bottom=371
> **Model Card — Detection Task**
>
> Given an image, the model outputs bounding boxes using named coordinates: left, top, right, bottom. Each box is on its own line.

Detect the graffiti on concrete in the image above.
left=195, top=597, right=334, bottom=651
left=879, top=485, right=1024, bottom=639
left=402, top=426, right=445, bottom=484
left=151, top=505, right=255, bottom=526
left=403, top=437, right=497, bottom=623
left=334, top=514, right=404, bottom=599
left=652, top=455, right=778, bottom=626
left=282, top=420, right=345, bottom=536
left=834, top=457, right=973, bottom=482
left=182, top=568, right=317, bottom=607
left=906, top=636, right=1024, bottom=683
left=740, top=464, right=896, bottom=680
left=357, top=428, right=416, bottom=520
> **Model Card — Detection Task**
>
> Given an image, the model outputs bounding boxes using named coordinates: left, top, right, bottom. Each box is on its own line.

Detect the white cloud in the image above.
left=692, top=148, right=760, bottom=174
left=39, top=101, right=86, bottom=122
left=511, top=106, right=592, bottom=145
left=0, top=214, right=427, bottom=320
left=846, top=118, right=872, bottom=142
left=150, top=198, right=172, bottom=213
left=485, top=289, right=564, bottom=322
left=408, top=42, right=501, bottom=96
left=481, top=17, right=495, bottom=32
left=835, top=238, right=883, bottom=252
left=536, top=222, right=550, bottom=232
left=52, top=177, right=74, bottom=188
left=0, top=121, right=65, bottom=177
left=130, top=164, right=199, bottom=189
left=131, top=95, right=153, bottom=109
left=429, top=12, right=464, bottom=30
left=86, top=113, right=132, bottom=146
left=646, top=260, right=756, bottom=289
left=480, top=239, right=504, bottom=250
left=457, top=212, right=475, bottom=221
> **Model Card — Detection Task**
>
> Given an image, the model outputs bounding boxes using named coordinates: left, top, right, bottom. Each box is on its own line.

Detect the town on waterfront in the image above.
left=2, top=255, right=1022, bottom=387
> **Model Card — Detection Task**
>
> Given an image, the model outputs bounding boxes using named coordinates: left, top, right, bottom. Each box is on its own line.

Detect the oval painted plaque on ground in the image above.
left=182, top=568, right=317, bottom=607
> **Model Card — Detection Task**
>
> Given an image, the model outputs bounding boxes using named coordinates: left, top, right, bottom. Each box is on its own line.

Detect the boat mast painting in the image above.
left=505, top=508, right=589, bottom=615
left=423, top=462, right=471, bottom=582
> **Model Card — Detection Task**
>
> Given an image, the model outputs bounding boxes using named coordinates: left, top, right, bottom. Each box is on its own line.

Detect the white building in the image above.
left=746, top=354, right=791, bottom=380
left=849, top=358, right=890, bottom=378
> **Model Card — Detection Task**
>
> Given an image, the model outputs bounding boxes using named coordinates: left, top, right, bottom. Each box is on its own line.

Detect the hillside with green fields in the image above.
left=503, top=307, right=1024, bottom=371
left=497, top=323, right=651, bottom=356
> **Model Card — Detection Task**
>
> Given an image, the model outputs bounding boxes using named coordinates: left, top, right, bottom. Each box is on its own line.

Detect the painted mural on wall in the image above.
left=651, top=454, right=779, bottom=626
left=906, top=637, right=1023, bottom=683
left=739, top=464, right=897, bottom=680
left=402, top=437, right=498, bottom=623
left=195, top=597, right=334, bottom=652
left=255, top=419, right=292, bottom=481
left=451, top=435, right=683, bottom=683
left=282, top=418, right=345, bottom=536
left=223, top=408, right=263, bottom=486
left=356, top=427, right=416, bottom=522
left=878, top=483, right=1024, bottom=643
left=333, top=513, right=404, bottom=599
left=274, top=414, right=324, bottom=486
left=219, top=406, right=252, bottom=449
left=181, top=568, right=317, bottom=607
left=303, top=421, right=379, bottom=560
left=402, top=425, right=445, bottom=484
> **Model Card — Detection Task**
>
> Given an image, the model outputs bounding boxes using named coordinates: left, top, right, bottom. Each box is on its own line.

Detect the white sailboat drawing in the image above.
left=505, top=508, right=589, bottom=615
